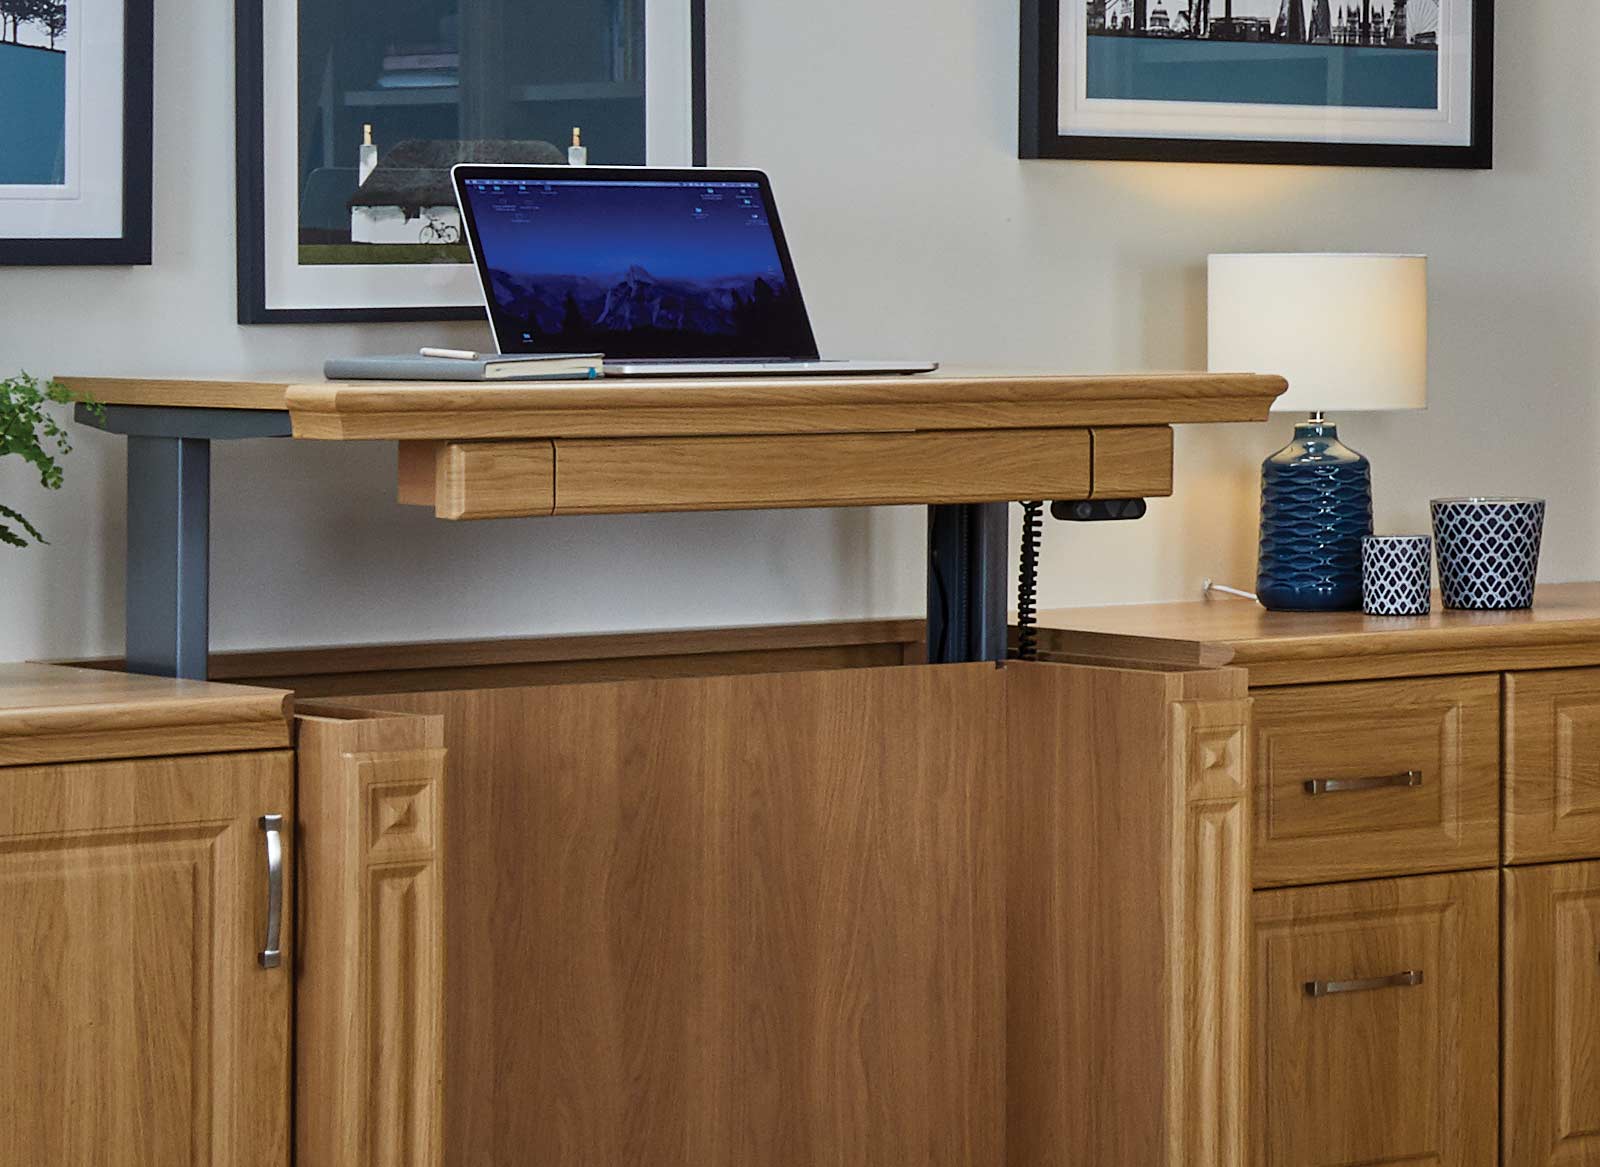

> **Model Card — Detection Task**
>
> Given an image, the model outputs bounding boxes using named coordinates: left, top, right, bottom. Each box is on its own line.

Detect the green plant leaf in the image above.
left=0, top=503, right=46, bottom=546
left=1, top=371, right=99, bottom=548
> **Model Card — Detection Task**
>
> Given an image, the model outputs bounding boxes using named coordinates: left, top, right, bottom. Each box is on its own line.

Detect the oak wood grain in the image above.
left=1250, top=675, right=1502, bottom=887
left=1505, top=668, right=1600, bottom=866
left=1006, top=660, right=1250, bottom=1167
left=351, top=664, right=1005, bottom=1166
left=294, top=706, right=446, bottom=1167
left=1170, top=696, right=1254, bottom=1167
left=398, top=439, right=556, bottom=519
left=57, top=376, right=301, bottom=410
left=58, top=619, right=928, bottom=698
left=0, top=750, right=294, bottom=1167
left=1252, top=870, right=1499, bottom=1167
left=1089, top=426, right=1175, bottom=499
left=1037, top=584, right=1600, bottom=686
left=0, top=663, right=291, bottom=766
left=552, top=429, right=1092, bottom=514
left=1502, top=860, right=1600, bottom=1167
left=59, top=371, right=1287, bottom=439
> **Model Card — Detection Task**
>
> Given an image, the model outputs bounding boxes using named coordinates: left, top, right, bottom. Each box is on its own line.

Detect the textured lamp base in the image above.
left=1257, top=420, right=1373, bottom=612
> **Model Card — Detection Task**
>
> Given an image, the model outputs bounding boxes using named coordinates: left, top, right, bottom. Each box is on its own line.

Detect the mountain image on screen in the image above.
left=490, top=265, right=813, bottom=358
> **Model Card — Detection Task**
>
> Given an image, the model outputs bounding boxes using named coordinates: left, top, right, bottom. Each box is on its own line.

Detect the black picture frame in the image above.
left=236, top=0, right=710, bottom=325
left=0, top=0, right=154, bottom=266
left=1020, top=0, right=1493, bottom=168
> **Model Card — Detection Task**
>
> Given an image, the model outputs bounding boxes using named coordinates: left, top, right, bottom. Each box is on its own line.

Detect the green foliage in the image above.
left=0, top=372, right=102, bottom=548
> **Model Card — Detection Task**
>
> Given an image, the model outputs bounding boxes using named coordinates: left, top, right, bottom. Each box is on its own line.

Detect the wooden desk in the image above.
left=65, top=370, right=1284, bottom=678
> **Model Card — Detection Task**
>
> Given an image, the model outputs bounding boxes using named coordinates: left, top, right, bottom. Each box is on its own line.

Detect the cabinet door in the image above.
left=1503, top=861, right=1600, bottom=1166
left=359, top=663, right=1006, bottom=1167
left=1252, top=870, right=1498, bottom=1167
left=0, top=751, right=293, bottom=1167
left=1505, top=669, right=1600, bottom=864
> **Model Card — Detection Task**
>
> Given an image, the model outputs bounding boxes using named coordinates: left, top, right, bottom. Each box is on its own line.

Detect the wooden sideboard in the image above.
left=0, top=664, right=294, bottom=1167
left=17, top=620, right=1260, bottom=1166
left=1037, top=582, right=1600, bottom=1167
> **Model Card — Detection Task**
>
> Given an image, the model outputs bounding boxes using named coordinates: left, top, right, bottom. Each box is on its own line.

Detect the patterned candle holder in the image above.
left=1431, top=498, right=1545, bottom=611
left=1362, top=535, right=1433, bottom=617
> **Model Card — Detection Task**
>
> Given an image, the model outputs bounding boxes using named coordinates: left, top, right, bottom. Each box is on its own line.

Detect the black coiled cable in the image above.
left=1013, top=500, right=1045, bottom=660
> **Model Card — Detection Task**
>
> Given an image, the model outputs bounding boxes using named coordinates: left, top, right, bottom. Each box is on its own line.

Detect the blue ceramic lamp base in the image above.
left=1257, top=416, right=1374, bottom=612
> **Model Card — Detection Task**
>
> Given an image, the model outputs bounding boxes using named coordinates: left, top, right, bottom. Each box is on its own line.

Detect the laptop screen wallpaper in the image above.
left=461, top=178, right=818, bottom=359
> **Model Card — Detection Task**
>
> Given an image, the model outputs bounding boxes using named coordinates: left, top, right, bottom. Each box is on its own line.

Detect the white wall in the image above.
left=1, top=0, right=1594, bottom=662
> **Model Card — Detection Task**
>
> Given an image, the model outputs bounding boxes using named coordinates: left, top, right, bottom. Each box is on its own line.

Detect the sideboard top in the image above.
left=0, top=663, right=292, bottom=766
left=1036, top=583, right=1600, bottom=686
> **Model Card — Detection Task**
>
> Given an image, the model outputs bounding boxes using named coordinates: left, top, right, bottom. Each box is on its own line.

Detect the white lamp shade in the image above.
left=1208, top=253, right=1428, bottom=413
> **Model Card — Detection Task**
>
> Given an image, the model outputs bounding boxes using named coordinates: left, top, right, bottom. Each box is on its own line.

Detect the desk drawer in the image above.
left=398, top=429, right=1108, bottom=518
left=1251, top=676, right=1500, bottom=887
left=1252, top=870, right=1499, bottom=1167
left=1505, top=668, right=1600, bottom=864
left=551, top=429, right=1093, bottom=514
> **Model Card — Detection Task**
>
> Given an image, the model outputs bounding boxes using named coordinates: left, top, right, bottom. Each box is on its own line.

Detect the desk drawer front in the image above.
left=1252, top=870, right=1499, bottom=1167
left=551, top=429, right=1093, bottom=514
left=1505, top=668, right=1600, bottom=865
left=1251, top=676, right=1500, bottom=887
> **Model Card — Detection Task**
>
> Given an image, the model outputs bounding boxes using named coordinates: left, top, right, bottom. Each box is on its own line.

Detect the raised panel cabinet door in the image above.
left=1252, top=870, right=1499, bottom=1167
left=1006, top=660, right=1251, bottom=1167
left=1503, top=861, right=1600, bottom=1166
left=1251, top=676, right=1501, bottom=887
left=0, top=750, right=294, bottom=1167
left=1506, top=669, right=1600, bottom=865
left=293, top=705, right=447, bottom=1167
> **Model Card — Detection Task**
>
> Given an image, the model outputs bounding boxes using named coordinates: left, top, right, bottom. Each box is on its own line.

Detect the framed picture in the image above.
left=236, top=0, right=708, bottom=324
left=0, top=0, right=153, bottom=265
left=1021, top=0, right=1492, bottom=167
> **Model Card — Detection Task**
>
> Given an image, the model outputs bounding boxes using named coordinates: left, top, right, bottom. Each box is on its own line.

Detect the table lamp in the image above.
left=1208, top=253, right=1428, bottom=612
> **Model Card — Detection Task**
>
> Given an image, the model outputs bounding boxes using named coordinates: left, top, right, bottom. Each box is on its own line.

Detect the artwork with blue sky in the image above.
left=0, top=0, right=70, bottom=185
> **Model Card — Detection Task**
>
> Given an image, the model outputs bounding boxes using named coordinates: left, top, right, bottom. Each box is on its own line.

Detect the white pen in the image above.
left=419, top=347, right=480, bottom=361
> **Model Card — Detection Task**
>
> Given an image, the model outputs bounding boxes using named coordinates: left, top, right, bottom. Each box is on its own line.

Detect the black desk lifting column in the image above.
left=926, top=502, right=1009, bottom=665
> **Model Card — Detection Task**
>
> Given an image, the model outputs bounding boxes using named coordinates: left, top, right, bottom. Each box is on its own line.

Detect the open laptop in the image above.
left=450, top=165, right=937, bottom=377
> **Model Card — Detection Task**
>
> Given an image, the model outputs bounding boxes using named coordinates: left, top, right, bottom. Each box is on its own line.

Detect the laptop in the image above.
left=450, top=165, right=937, bottom=377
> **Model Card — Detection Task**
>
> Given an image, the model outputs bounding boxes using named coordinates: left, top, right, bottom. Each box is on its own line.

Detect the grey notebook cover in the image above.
left=323, top=353, right=603, bottom=382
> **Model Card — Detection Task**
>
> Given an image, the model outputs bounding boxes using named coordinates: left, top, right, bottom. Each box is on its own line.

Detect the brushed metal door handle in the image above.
left=1303, top=770, right=1423, bottom=796
left=259, top=814, right=284, bottom=969
left=1305, top=969, right=1423, bottom=998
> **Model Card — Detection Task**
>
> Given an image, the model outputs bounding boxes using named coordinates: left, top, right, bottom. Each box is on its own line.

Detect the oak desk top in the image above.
left=62, top=370, right=1287, bottom=440
left=0, top=662, right=292, bottom=766
left=1035, top=583, right=1600, bottom=686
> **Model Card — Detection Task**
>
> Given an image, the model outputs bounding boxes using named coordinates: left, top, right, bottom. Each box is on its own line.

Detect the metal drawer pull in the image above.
left=1305, top=969, right=1424, bottom=998
left=1303, top=770, right=1423, bottom=796
left=259, top=814, right=284, bottom=969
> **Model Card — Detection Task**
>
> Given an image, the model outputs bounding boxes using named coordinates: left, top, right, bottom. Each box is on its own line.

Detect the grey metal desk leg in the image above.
left=125, top=435, right=210, bottom=679
left=926, top=502, right=1008, bottom=664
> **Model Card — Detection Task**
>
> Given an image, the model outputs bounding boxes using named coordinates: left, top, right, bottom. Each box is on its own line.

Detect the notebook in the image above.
left=323, top=352, right=603, bottom=382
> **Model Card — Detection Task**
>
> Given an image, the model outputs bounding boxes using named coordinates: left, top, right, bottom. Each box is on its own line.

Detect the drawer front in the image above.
left=1505, top=668, right=1600, bottom=865
left=1253, top=871, right=1499, bottom=1167
left=1252, top=676, right=1501, bottom=887
left=552, top=429, right=1093, bottom=514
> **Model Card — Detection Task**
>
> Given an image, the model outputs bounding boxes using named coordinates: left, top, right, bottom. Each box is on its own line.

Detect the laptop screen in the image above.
left=455, top=169, right=820, bottom=361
